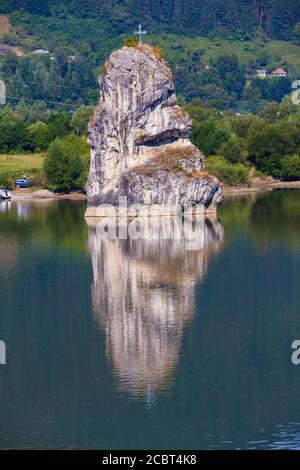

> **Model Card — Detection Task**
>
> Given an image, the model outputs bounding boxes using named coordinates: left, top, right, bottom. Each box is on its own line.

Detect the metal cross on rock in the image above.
left=135, top=24, right=147, bottom=45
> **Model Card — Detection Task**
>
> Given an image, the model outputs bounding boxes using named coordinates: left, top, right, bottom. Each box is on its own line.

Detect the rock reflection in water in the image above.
left=87, top=216, right=224, bottom=399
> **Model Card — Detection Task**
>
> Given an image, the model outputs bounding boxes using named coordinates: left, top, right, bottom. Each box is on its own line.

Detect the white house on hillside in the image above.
left=255, top=69, right=267, bottom=78
left=271, top=68, right=287, bottom=78
left=32, top=49, right=49, bottom=55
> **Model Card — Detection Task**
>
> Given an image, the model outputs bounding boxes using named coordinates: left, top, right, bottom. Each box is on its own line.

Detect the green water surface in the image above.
left=0, top=190, right=299, bottom=449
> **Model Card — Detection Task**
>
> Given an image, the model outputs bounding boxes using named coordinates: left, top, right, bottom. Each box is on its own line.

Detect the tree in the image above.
left=27, top=121, right=52, bottom=151
left=229, top=115, right=259, bottom=138
left=281, top=154, right=300, bottom=180
left=3, top=0, right=300, bottom=41
left=44, top=134, right=89, bottom=191
left=47, top=113, right=71, bottom=139
left=213, top=55, right=246, bottom=99
left=0, top=110, right=30, bottom=153
left=247, top=120, right=300, bottom=175
left=190, top=117, right=230, bottom=155
left=219, top=135, right=246, bottom=164
left=3, top=0, right=50, bottom=15
left=293, top=22, right=300, bottom=45
left=71, top=106, right=94, bottom=136
left=24, top=0, right=50, bottom=15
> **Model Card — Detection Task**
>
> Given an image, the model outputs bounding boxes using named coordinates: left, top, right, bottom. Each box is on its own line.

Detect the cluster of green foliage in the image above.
left=1, top=96, right=299, bottom=192
left=44, top=134, right=90, bottom=192
left=189, top=97, right=300, bottom=183
left=205, top=156, right=252, bottom=186
left=0, top=166, right=44, bottom=189
left=0, top=45, right=294, bottom=113
left=1, top=49, right=98, bottom=108
left=0, top=103, right=93, bottom=153
left=124, top=36, right=139, bottom=48
left=2, top=1, right=299, bottom=41
left=173, top=52, right=293, bottom=112
left=0, top=103, right=93, bottom=190
left=0, top=1, right=298, bottom=111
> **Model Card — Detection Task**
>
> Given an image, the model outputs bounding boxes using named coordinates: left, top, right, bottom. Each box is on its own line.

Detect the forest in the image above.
left=0, top=0, right=299, bottom=112
left=1, top=1, right=299, bottom=41
left=0, top=1, right=299, bottom=189
left=0, top=96, right=299, bottom=190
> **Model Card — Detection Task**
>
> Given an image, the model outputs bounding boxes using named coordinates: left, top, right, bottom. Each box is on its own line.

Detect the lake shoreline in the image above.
left=10, top=178, right=300, bottom=202
left=11, top=189, right=86, bottom=201
left=223, top=178, right=300, bottom=196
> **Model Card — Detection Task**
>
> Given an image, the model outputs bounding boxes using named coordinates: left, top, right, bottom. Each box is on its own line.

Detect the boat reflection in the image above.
left=87, top=215, right=224, bottom=399
left=0, top=200, right=11, bottom=213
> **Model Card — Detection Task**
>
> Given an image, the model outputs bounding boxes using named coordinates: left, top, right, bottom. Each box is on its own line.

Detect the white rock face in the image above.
left=85, top=45, right=224, bottom=216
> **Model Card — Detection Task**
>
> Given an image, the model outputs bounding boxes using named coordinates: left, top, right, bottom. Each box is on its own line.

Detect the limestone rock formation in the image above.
left=85, top=45, right=224, bottom=216
left=87, top=216, right=224, bottom=398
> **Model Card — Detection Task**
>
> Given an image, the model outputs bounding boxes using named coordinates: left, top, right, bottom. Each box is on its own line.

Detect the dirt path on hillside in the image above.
left=0, top=16, right=10, bottom=38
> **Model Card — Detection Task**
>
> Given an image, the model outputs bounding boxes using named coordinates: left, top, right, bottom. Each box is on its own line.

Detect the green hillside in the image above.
left=0, top=1, right=299, bottom=111
left=1, top=1, right=300, bottom=41
left=158, top=35, right=300, bottom=74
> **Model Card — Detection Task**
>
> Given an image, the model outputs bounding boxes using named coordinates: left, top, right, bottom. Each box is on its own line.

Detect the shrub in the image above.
left=0, top=168, right=45, bottom=189
left=44, top=134, right=89, bottom=192
left=71, top=106, right=94, bottom=136
left=190, top=118, right=230, bottom=155
left=247, top=121, right=300, bottom=176
left=27, top=169, right=46, bottom=188
left=0, top=111, right=31, bottom=153
left=219, top=135, right=246, bottom=164
left=281, top=154, right=300, bottom=180
left=0, top=170, right=19, bottom=189
left=27, top=121, right=52, bottom=151
left=47, top=113, right=72, bottom=140
left=152, top=46, right=164, bottom=59
left=206, top=156, right=251, bottom=186
left=124, top=36, right=138, bottom=47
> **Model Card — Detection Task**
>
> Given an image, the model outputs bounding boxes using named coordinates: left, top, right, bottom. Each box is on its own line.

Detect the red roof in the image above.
left=272, top=68, right=287, bottom=75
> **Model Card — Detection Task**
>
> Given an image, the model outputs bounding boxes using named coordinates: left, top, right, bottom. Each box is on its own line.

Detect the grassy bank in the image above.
left=153, top=34, right=300, bottom=75
left=205, top=156, right=252, bottom=187
left=0, top=153, right=44, bottom=171
left=0, top=153, right=45, bottom=188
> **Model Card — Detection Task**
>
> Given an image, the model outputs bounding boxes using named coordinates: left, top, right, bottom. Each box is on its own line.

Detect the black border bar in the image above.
left=0, top=450, right=299, bottom=466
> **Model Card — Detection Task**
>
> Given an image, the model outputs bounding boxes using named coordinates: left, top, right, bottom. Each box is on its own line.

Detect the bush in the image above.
left=190, top=118, right=230, bottom=155
left=0, top=168, right=45, bottom=189
left=47, top=113, right=72, bottom=140
left=0, top=170, right=19, bottom=189
left=219, top=135, right=246, bottom=164
left=247, top=121, right=300, bottom=176
left=206, top=156, right=251, bottom=186
left=152, top=46, right=164, bottom=59
left=0, top=111, right=31, bottom=153
left=44, top=134, right=89, bottom=192
left=281, top=154, right=300, bottom=180
left=71, top=106, right=94, bottom=136
left=26, top=168, right=46, bottom=188
left=27, top=121, right=52, bottom=151
left=124, top=36, right=138, bottom=47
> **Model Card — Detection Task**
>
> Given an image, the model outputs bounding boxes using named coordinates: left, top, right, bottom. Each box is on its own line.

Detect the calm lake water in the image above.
left=0, top=190, right=300, bottom=450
